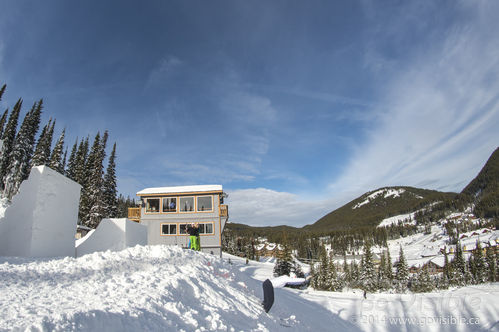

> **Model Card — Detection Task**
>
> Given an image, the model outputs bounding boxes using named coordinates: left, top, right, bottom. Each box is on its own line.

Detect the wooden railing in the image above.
left=128, top=207, right=141, bottom=222
left=220, top=204, right=228, bottom=218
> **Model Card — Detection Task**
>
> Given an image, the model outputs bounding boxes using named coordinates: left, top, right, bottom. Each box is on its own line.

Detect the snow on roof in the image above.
left=137, top=184, right=223, bottom=196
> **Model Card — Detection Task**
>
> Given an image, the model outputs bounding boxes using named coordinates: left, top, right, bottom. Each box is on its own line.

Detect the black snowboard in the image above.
left=262, top=279, right=274, bottom=313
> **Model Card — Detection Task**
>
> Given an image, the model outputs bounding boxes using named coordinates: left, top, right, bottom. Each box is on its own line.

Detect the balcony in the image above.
left=220, top=204, right=228, bottom=218
left=128, top=207, right=141, bottom=222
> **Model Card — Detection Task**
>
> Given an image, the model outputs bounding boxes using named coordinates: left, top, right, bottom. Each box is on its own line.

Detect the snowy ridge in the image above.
left=352, top=188, right=409, bottom=209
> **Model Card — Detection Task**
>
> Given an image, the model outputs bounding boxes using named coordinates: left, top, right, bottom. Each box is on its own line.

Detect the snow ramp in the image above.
left=75, top=218, right=147, bottom=257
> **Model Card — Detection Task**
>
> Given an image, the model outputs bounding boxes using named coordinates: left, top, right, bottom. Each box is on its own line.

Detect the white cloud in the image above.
left=227, top=188, right=332, bottom=227
left=330, top=1, right=499, bottom=198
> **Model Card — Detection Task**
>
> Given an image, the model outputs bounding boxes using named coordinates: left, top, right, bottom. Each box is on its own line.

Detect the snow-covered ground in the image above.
left=1, top=245, right=498, bottom=331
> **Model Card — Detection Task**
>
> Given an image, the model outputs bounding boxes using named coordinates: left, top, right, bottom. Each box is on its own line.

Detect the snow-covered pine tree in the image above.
left=472, top=240, right=487, bottom=284
left=350, top=260, right=360, bottom=289
left=65, top=139, right=78, bottom=181
left=0, top=109, right=8, bottom=138
left=0, top=99, right=22, bottom=190
left=102, top=142, right=117, bottom=218
left=395, top=245, right=409, bottom=292
left=413, top=265, right=434, bottom=292
left=48, top=128, right=65, bottom=174
left=31, top=118, right=55, bottom=167
left=449, top=242, right=466, bottom=286
left=73, top=137, right=89, bottom=185
left=342, top=256, right=351, bottom=285
left=309, top=262, right=319, bottom=289
left=360, top=242, right=377, bottom=293
left=385, top=247, right=394, bottom=283
left=61, top=147, right=67, bottom=173
left=273, top=244, right=293, bottom=277
left=2, top=100, right=42, bottom=199
left=79, top=133, right=100, bottom=225
left=378, top=251, right=391, bottom=291
left=317, top=252, right=330, bottom=290
left=84, top=132, right=109, bottom=228
left=486, top=246, right=497, bottom=282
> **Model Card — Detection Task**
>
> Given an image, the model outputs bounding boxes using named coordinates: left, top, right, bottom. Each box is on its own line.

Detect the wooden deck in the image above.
left=128, top=207, right=141, bottom=222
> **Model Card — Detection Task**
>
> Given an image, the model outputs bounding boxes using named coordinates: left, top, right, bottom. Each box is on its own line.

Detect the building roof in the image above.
left=137, top=185, right=223, bottom=196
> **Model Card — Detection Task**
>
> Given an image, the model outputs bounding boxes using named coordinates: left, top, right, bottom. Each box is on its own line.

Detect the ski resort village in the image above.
left=2, top=1, right=499, bottom=331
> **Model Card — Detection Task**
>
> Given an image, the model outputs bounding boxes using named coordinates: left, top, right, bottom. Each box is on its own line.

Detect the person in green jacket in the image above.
left=186, top=223, right=201, bottom=251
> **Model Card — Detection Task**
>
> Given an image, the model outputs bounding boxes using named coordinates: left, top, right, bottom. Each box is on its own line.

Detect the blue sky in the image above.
left=0, top=1, right=498, bottom=227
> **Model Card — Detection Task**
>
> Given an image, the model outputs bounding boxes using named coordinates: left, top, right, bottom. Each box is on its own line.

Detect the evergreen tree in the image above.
left=385, top=247, right=393, bottom=282
left=31, top=118, right=54, bottom=167
left=472, top=240, right=487, bottom=283
left=3, top=100, right=42, bottom=199
left=0, top=84, right=6, bottom=101
left=350, top=260, right=360, bottom=289
left=317, top=252, right=330, bottom=290
left=65, top=139, right=78, bottom=181
left=449, top=242, right=466, bottom=286
left=413, top=265, right=434, bottom=292
left=0, top=99, right=22, bottom=189
left=102, top=142, right=117, bottom=218
left=82, top=132, right=108, bottom=228
left=343, top=255, right=351, bottom=285
left=73, top=137, right=89, bottom=185
left=273, top=245, right=293, bottom=277
left=395, top=245, right=409, bottom=292
left=310, top=262, right=319, bottom=289
left=486, top=246, right=497, bottom=282
left=443, top=249, right=451, bottom=281
left=0, top=109, right=8, bottom=139
left=48, top=128, right=65, bottom=173
left=360, top=242, right=377, bottom=293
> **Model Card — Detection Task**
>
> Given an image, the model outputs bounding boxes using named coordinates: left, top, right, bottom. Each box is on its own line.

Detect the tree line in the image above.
left=310, top=241, right=498, bottom=294
left=0, top=84, right=134, bottom=228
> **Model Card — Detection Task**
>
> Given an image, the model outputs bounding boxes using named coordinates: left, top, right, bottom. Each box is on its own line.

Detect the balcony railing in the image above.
left=128, top=207, right=141, bottom=222
left=220, top=204, right=228, bottom=218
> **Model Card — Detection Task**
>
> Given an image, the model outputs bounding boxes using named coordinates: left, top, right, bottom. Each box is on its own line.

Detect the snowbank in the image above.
left=1, top=246, right=498, bottom=331
left=0, top=166, right=81, bottom=258
left=76, top=218, right=147, bottom=257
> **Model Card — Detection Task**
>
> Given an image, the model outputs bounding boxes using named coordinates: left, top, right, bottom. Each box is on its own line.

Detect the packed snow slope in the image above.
left=1, top=245, right=498, bottom=331
left=0, top=245, right=353, bottom=331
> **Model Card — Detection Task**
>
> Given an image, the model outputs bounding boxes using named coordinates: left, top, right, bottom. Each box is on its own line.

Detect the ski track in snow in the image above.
left=1, top=245, right=499, bottom=331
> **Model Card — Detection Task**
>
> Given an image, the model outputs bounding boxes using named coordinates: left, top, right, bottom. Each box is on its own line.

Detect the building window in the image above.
left=146, top=198, right=160, bottom=213
left=162, top=197, right=177, bottom=213
left=197, top=196, right=213, bottom=212
left=179, top=197, right=194, bottom=212
left=199, top=223, right=214, bottom=234
left=161, top=223, right=177, bottom=235
left=179, top=223, right=188, bottom=234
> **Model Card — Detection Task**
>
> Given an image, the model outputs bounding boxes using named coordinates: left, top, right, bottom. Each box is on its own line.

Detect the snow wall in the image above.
left=0, top=166, right=81, bottom=257
left=76, top=218, right=147, bottom=257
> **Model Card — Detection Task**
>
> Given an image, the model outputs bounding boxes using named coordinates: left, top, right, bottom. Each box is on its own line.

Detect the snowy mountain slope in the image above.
left=1, top=245, right=498, bottom=331
left=305, top=186, right=455, bottom=232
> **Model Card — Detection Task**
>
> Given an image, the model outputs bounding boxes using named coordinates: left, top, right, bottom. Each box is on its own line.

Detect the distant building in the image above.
left=128, top=185, right=229, bottom=256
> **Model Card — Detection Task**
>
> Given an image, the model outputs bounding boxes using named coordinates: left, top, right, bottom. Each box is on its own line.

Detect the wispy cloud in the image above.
left=227, top=188, right=332, bottom=227
left=145, top=55, right=183, bottom=90
left=330, top=1, right=499, bottom=198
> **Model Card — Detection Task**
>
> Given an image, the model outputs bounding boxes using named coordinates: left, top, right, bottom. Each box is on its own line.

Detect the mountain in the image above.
left=460, top=147, right=499, bottom=217
left=302, top=186, right=456, bottom=233
left=227, top=148, right=498, bottom=236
